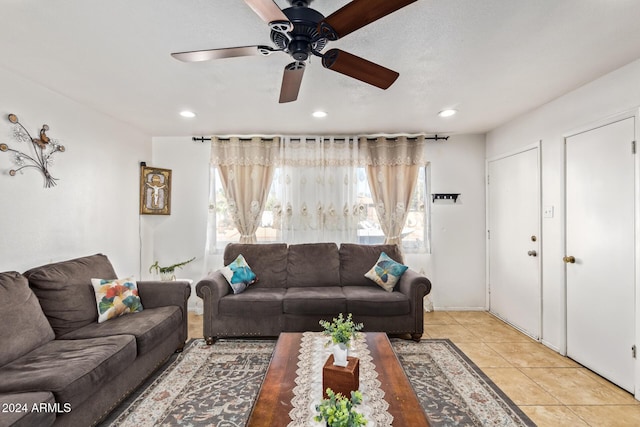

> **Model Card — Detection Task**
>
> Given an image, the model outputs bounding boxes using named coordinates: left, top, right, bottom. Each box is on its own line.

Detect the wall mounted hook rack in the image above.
left=432, top=193, right=460, bottom=203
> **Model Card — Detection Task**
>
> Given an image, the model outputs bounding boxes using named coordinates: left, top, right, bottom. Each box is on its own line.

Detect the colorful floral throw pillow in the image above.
left=220, top=254, right=257, bottom=294
left=364, top=252, right=409, bottom=292
left=91, top=277, right=143, bottom=323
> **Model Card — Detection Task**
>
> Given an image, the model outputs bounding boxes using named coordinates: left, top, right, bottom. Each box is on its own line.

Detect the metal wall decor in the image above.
left=0, top=113, right=65, bottom=187
left=140, top=165, right=172, bottom=215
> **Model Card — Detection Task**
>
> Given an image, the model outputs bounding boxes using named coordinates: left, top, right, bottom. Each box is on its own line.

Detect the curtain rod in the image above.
left=192, top=134, right=449, bottom=142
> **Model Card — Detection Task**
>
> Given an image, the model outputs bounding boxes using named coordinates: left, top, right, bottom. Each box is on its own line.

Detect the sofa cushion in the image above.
left=0, top=335, right=136, bottom=411
left=23, top=254, right=118, bottom=337
left=220, top=254, right=257, bottom=294
left=339, top=244, right=404, bottom=286
left=0, top=272, right=55, bottom=368
left=283, top=287, right=347, bottom=315
left=219, top=288, right=285, bottom=317
left=287, top=243, right=340, bottom=288
left=364, top=252, right=409, bottom=292
left=58, top=306, right=182, bottom=356
left=224, top=244, right=288, bottom=288
left=343, top=287, right=411, bottom=316
left=0, top=392, right=56, bottom=427
left=91, top=277, right=143, bottom=323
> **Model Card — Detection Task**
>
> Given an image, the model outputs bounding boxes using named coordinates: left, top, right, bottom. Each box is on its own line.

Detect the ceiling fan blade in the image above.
left=279, top=62, right=306, bottom=103
left=244, top=0, right=292, bottom=33
left=318, top=0, right=417, bottom=40
left=171, top=45, right=275, bottom=62
left=322, top=49, right=399, bottom=90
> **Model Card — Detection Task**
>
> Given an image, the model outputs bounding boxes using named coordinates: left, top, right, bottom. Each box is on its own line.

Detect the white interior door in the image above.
left=565, top=117, right=636, bottom=393
left=488, top=146, right=541, bottom=339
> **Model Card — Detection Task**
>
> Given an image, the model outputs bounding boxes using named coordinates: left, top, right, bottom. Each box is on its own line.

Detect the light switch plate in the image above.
left=543, top=206, right=554, bottom=218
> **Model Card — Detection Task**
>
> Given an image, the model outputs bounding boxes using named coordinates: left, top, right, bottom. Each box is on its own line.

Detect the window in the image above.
left=208, top=164, right=431, bottom=253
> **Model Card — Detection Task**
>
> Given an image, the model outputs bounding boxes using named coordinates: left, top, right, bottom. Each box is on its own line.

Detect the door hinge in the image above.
left=487, top=229, right=491, bottom=240
left=632, top=140, right=636, bottom=154
left=487, top=175, right=490, bottom=185
left=633, top=345, right=636, bottom=359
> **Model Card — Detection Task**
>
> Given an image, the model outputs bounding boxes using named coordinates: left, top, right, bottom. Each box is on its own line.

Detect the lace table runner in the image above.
left=288, top=332, right=394, bottom=427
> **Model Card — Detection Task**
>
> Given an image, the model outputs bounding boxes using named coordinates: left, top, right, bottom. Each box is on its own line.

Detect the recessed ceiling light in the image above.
left=179, top=110, right=196, bottom=118
left=438, top=109, right=457, bottom=118
left=312, top=111, right=327, bottom=118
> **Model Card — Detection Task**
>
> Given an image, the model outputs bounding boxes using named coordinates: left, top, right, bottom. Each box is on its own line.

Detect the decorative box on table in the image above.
left=323, top=355, right=360, bottom=399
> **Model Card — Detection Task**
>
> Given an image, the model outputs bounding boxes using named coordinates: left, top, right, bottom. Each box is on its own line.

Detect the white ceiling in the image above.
left=2, top=0, right=640, bottom=137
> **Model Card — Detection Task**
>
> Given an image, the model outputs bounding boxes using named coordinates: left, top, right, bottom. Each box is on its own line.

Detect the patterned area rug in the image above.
left=101, top=338, right=534, bottom=427
left=392, top=339, right=534, bottom=426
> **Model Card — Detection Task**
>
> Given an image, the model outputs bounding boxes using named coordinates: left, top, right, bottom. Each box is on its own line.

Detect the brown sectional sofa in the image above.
left=0, top=254, right=190, bottom=427
left=196, top=242, right=432, bottom=344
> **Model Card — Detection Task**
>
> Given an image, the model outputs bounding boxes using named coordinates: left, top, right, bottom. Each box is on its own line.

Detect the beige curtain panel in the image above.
left=211, top=137, right=280, bottom=243
left=359, top=136, right=426, bottom=245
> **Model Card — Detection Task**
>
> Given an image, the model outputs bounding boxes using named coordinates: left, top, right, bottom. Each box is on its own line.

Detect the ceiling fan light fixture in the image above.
left=438, top=109, right=457, bottom=118
left=179, top=110, right=196, bottom=118
left=312, top=110, right=327, bottom=118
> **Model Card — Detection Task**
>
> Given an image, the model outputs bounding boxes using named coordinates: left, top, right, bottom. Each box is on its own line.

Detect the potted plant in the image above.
left=319, top=313, right=363, bottom=366
left=149, top=257, right=195, bottom=281
left=315, top=388, right=367, bottom=427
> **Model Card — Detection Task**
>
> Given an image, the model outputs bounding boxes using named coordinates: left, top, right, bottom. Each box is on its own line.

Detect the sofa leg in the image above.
left=411, top=333, right=422, bottom=343
left=205, top=336, right=215, bottom=345
left=175, top=344, right=185, bottom=353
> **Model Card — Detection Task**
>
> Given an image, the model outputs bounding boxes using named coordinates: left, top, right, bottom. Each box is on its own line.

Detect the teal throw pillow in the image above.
left=364, top=252, right=408, bottom=292
left=221, top=254, right=257, bottom=294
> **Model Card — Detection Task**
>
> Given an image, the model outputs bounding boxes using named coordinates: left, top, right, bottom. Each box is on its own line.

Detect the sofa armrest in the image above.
left=396, top=269, right=431, bottom=340
left=137, top=280, right=191, bottom=348
left=196, top=271, right=230, bottom=311
left=137, top=280, right=191, bottom=310
left=397, top=269, right=431, bottom=297
left=196, top=271, right=230, bottom=343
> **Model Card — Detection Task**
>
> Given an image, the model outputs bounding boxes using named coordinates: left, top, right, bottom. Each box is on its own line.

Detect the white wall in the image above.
left=145, top=137, right=211, bottom=312
left=151, top=134, right=488, bottom=311
left=486, top=58, right=640, bottom=352
left=0, top=66, right=151, bottom=276
left=412, top=134, right=487, bottom=310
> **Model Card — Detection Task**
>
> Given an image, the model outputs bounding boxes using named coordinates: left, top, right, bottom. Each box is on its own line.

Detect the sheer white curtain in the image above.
left=272, top=136, right=363, bottom=244
left=360, top=136, right=427, bottom=245
left=210, top=136, right=279, bottom=244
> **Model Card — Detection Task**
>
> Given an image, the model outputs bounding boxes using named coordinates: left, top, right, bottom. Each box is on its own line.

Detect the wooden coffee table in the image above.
left=247, top=332, right=430, bottom=426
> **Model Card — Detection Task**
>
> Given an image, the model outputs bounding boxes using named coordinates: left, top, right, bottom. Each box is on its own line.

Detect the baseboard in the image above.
left=541, top=339, right=562, bottom=355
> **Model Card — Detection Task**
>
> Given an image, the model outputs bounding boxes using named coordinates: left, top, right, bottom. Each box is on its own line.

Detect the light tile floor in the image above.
left=423, top=311, right=640, bottom=427
left=187, top=311, right=640, bottom=426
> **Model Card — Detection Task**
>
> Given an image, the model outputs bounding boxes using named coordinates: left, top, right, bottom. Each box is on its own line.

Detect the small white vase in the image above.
left=333, top=343, right=348, bottom=367
left=160, top=271, right=175, bottom=281
left=347, top=337, right=355, bottom=356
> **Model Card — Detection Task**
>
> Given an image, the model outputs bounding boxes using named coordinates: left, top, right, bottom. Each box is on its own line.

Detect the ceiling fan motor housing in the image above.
left=271, top=6, right=327, bottom=61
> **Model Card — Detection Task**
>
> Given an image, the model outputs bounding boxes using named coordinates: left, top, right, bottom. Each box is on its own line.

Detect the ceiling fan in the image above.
left=171, top=0, right=417, bottom=103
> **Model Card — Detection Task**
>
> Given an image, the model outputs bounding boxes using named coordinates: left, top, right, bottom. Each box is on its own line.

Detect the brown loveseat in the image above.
left=196, top=243, right=431, bottom=344
left=0, top=254, right=190, bottom=427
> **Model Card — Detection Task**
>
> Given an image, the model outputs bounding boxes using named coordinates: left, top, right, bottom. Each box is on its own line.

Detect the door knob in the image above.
left=528, top=250, right=537, bottom=257
left=563, top=256, right=576, bottom=263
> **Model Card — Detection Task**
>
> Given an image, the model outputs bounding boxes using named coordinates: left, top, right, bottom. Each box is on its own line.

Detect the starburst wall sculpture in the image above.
left=0, top=113, right=65, bottom=187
